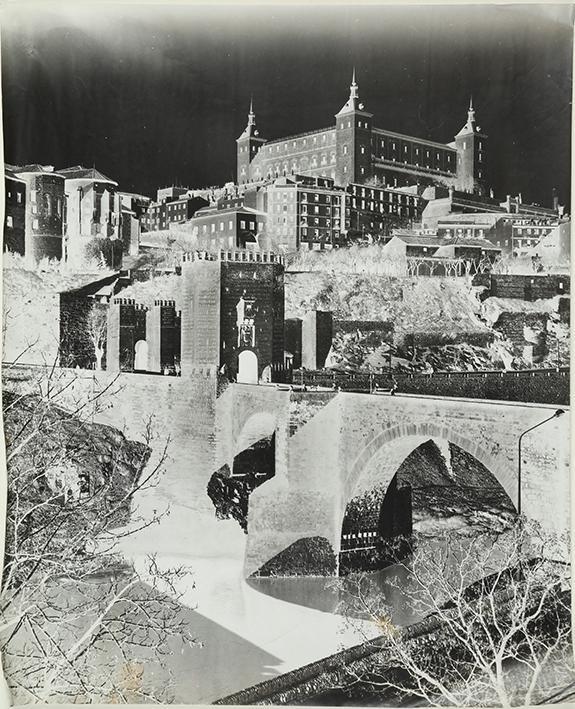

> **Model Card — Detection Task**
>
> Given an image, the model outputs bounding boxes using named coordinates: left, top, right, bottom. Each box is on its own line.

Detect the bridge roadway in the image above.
left=216, top=383, right=570, bottom=576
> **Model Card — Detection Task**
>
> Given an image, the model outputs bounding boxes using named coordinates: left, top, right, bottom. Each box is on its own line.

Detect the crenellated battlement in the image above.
left=154, top=299, right=176, bottom=307
left=111, top=297, right=148, bottom=311
left=181, top=249, right=285, bottom=265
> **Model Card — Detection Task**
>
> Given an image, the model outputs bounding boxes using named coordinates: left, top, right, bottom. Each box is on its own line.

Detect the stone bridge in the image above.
left=216, top=384, right=570, bottom=576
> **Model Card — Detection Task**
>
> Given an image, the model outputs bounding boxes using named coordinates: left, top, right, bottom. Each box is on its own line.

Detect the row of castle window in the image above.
left=342, top=531, right=377, bottom=541
left=28, top=193, right=63, bottom=217
left=199, top=219, right=258, bottom=233
left=515, top=226, right=551, bottom=235
left=266, top=133, right=337, bottom=153
left=338, top=120, right=369, bottom=130
left=443, top=228, right=486, bottom=238
left=266, top=154, right=337, bottom=170
left=300, top=227, right=339, bottom=239
left=6, top=190, right=23, bottom=203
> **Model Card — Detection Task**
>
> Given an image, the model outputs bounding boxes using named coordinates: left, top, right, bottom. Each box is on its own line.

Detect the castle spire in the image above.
left=350, top=67, right=359, bottom=101
left=456, top=96, right=478, bottom=136
left=238, top=97, right=258, bottom=139
left=467, top=95, right=475, bottom=124
left=337, top=68, right=367, bottom=114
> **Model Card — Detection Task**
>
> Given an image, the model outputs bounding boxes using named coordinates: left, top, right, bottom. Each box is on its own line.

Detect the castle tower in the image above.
left=454, top=98, right=487, bottom=195
left=236, top=99, right=267, bottom=185
left=180, top=251, right=285, bottom=382
left=335, top=70, right=373, bottom=186
left=146, top=300, right=180, bottom=374
left=106, top=298, right=148, bottom=372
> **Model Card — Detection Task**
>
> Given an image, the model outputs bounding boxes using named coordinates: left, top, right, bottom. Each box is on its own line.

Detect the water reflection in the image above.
left=248, top=556, right=423, bottom=628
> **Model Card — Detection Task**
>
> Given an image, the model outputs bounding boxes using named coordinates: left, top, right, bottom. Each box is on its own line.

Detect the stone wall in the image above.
left=302, top=311, right=333, bottom=369
left=3, top=288, right=60, bottom=366
left=3, top=366, right=219, bottom=506
left=476, top=274, right=570, bottom=300
left=494, top=312, right=548, bottom=360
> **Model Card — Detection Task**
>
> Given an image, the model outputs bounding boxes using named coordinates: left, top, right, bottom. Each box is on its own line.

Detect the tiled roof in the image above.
left=392, top=234, right=444, bottom=247
left=8, top=163, right=62, bottom=176
left=392, top=233, right=500, bottom=250
left=58, top=165, right=117, bottom=184
left=4, top=167, right=26, bottom=182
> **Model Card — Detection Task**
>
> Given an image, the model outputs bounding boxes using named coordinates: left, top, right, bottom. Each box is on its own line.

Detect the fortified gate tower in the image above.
left=180, top=250, right=285, bottom=383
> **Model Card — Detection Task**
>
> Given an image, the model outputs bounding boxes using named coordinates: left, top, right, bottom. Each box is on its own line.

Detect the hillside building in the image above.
left=189, top=200, right=266, bottom=250
left=58, top=165, right=123, bottom=270
left=4, top=167, right=27, bottom=256
left=141, top=190, right=209, bottom=232
left=118, top=191, right=152, bottom=256
left=5, top=164, right=66, bottom=263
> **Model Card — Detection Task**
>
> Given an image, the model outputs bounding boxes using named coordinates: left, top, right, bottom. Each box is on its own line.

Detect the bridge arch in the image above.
left=337, top=424, right=517, bottom=571
left=234, top=411, right=278, bottom=457
left=344, top=422, right=514, bottom=509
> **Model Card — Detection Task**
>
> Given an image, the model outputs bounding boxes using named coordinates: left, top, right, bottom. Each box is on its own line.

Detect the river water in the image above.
left=115, top=477, right=426, bottom=704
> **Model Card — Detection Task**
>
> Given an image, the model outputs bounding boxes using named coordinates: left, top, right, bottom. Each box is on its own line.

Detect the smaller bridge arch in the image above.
left=234, top=411, right=277, bottom=457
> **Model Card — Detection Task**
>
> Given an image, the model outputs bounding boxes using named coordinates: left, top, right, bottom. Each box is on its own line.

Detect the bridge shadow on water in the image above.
left=247, top=439, right=517, bottom=631
left=247, top=560, right=421, bottom=628
left=57, top=574, right=285, bottom=705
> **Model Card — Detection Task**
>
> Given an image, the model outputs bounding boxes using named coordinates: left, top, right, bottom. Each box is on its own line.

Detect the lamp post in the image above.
left=517, top=409, right=565, bottom=515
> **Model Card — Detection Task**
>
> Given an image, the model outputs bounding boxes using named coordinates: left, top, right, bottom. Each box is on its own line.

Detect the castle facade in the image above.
left=237, top=72, right=487, bottom=196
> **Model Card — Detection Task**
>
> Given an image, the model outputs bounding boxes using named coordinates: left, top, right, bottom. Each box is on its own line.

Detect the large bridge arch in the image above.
left=243, top=391, right=569, bottom=577
left=343, top=422, right=514, bottom=517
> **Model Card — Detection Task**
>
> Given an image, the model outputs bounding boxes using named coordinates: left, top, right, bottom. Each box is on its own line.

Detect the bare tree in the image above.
left=335, top=521, right=572, bottom=707
left=1, top=363, right=198, bottom=703
left=86, top=303, right=108, bottom=371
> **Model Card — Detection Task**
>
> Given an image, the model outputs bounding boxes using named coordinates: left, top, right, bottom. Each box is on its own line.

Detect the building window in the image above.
left=211, top=223, right=215, bottom=233
left=249, top=221, right=255, bottom=229
left=220, top=221, right=224, bottom=231
left=17, top=192, right=22, bottom=204
left=33, top=219, right=39, bottom=230
left=229, top=220, right=233, bottom=229
left=240, top=220, right=246, bottom=229
left=6, top=216, right=13, bottom=227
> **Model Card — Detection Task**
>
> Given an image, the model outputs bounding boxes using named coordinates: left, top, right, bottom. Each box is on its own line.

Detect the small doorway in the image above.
left=134, top=340, right=148, bottom=372
left=237, top=350, right=258, bottom=384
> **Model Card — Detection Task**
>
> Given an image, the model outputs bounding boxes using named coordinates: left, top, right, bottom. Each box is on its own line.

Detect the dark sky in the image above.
left=2, top=3, right=573, bottom=207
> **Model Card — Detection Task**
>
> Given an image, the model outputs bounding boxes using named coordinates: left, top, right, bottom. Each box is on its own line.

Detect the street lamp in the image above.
left=517, top=409, right=565, bottom=515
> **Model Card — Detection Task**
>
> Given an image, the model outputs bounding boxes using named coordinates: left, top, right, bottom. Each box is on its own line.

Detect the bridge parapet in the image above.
left=295, top=368, right=569, bottom=406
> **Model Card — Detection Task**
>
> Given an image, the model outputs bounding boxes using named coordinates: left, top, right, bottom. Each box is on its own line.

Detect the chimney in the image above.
left=552, top=187, right=559, bottom=212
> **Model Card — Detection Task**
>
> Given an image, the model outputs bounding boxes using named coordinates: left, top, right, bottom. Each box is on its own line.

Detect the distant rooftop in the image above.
left=58, top=165, right=117, bottom=185
left=7, top=163, right=63, bottom=177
